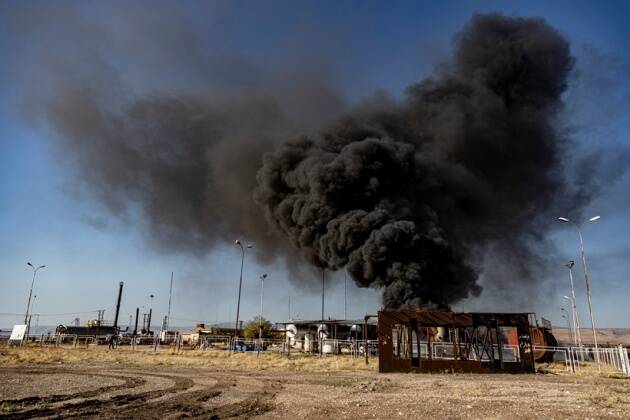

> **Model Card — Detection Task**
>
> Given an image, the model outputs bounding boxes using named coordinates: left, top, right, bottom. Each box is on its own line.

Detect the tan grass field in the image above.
left=0, top=345, right=375, bottom=372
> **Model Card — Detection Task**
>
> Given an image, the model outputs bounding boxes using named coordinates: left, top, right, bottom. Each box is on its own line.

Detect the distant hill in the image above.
left=552, top=327, right=630, bottom=346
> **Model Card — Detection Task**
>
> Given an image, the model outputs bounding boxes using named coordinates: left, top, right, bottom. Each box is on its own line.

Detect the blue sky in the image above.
left=1, top=0, right=629, bottom=330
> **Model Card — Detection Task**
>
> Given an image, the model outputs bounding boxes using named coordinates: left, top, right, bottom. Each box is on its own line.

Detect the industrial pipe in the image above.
left=133, top=307, right=139, bottom=336
left=113, top=282, right=124, bottom=329
left=147, top=308, right=152, bottom=334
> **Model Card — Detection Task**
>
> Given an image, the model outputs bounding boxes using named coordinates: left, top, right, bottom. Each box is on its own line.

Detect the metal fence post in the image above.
left=568, top=348, right=575, bottom=373
left=619, top=345, right=629, bottom=377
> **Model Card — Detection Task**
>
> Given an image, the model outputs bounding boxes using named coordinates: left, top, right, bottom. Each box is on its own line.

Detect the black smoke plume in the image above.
left=253, top=14, right=575, bottom=308
left=22, top=11, right=589, bottom=308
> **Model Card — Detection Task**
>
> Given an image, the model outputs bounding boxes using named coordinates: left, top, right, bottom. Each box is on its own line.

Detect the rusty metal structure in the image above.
left=378, top=309, right=536, bottom=373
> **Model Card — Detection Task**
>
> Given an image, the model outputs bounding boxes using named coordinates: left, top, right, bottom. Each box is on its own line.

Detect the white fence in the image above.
left=533, top=344, right=630, bottom=377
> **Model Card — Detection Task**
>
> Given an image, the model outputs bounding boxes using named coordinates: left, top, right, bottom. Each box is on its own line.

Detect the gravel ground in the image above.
left=265, top=371, right=630, bottom=419
left=0, top=350, right=629, bottom=419
left=0, top=371, right=125, bottom=400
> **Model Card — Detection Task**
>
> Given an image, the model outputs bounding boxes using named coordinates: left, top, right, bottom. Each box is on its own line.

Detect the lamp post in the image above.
left=558, top=215, right=601, bottom=370
left=25, top=262, right=45, bottom=324
left=564, top=261, right=583, bottom=349
left=258, top=274, right=268, bottom=356
left=234, top=240, right=252, bottom=340
left=31, top=295, right=38, bottom=333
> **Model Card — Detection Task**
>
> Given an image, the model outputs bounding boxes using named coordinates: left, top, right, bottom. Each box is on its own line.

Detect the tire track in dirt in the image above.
left=1, top=368, right=192, bottom=419
left=0, top=367, right=146, bottom=418
left=0, top=367, right=282, bottom=419
left=110, top=372, right=282, bottom=419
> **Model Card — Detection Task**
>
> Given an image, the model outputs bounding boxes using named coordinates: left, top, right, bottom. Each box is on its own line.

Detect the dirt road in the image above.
left=1, top=348, right=629, bottom=419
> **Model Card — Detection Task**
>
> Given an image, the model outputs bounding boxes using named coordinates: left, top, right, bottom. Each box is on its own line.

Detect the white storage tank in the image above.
left=304, top=333, right=313, bottom=352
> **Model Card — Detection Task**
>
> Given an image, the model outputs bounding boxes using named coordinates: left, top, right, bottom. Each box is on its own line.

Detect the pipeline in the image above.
left=113, top=282, right=124, bottom=329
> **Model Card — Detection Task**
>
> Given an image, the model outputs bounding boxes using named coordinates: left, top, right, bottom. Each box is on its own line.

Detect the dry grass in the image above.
left=0, top=345, right=376, bottom=372
left=0, top=402, right=21, bottom=413
left=579, top=384, right=630, bottom=408
left=536, top=361, right=627, bottom=379
left=0, top=401, right=50, bottom=413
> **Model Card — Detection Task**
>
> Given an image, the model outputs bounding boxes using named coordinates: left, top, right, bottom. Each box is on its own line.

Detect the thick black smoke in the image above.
left=254, top=14, right=575, bottom=308
left=19, top=10, right=592, bottom=308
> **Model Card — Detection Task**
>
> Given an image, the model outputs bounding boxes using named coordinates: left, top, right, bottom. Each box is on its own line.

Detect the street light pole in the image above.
left=234, top=240, right=252, bottom=340
left=558, top=215, right=601, bottom=370
left=25, top=262, right=45, bottom=324
left=31, top=295, right=38, bottom=334
left=565, top=260, right=582, bottom=348
left=259, top=274, right=268, bottom=356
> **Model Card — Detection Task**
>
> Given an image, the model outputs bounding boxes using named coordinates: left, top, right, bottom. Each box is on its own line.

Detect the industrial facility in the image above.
left=280, top=319, right=377, bottom=355
left=7, top=272, right=628, bottom=378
